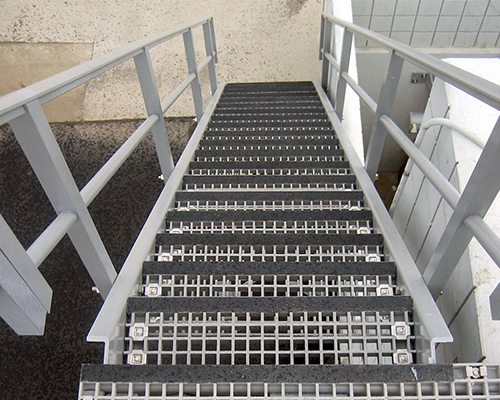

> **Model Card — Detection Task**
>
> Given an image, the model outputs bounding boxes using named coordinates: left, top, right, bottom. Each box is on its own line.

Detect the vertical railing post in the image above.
left=183, top=28, right=204, bottom=122
left=9, top=101, right=117, bottom=298
left=209, top=19, right=218, bottom=64
left=0, top=214, right=53, bottom=335
left=134, top=49, right=174, bottom=179
left=423, top=116, right=500, bottom=298
left=334, top=29, right=354, bottom=119
left=203, top=20, right=218, bottom=95
left=491, top=284, right=500, bottom=320
left=321, top=17, right=333, bottom=91
left=365, top=51, right=404, bottom=180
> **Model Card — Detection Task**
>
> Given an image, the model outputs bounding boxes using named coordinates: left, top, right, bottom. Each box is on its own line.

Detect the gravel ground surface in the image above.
left=0, top=118, right=194, bottom=399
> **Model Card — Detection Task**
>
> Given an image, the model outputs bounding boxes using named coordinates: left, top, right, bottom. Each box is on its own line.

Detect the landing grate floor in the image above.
left=79, top=364, right=500, bottom=399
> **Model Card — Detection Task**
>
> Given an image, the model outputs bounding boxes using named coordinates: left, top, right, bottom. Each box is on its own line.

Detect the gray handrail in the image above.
left=0, top=17, right=218, bottom=335
left=87, top=83, right=226, bottom=363
left=0, top=16, right=212, bottom=124
left=321, top=13, right=500, bottom=111
left=314, top=81, right=453, bottom=363
left=320, top=13, right=500, bottom=322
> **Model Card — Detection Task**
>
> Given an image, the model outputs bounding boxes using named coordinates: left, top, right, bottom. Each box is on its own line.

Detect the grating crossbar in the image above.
left=166, top=220, right=372, bottom=235
left=188, top=168, right=351, bottom=176
left=174, top=199, right=365, bottom=212
left=156, top=244, right=384, bottom=263
left=142, top=274, right=398, bottom=298
left=124, top=310, right=415, bottom=366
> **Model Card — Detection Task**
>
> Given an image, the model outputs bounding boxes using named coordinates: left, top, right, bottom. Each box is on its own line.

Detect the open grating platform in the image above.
left=79, top=82, right=494, bottom=399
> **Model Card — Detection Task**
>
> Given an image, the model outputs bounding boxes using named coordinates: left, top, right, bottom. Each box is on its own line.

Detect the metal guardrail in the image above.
left=0, top=17, right=218, bottom=335
left=319, top=12, right=500, bottom=322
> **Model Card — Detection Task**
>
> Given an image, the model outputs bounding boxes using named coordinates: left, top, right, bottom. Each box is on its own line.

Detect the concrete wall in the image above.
left=391, top=58, right=500, bottom=364
left=0, top=0, right=323, bottom=122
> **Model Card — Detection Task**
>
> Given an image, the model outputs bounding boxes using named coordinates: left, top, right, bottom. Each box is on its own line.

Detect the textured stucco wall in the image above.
left=0, top=0, right=323, bottom=122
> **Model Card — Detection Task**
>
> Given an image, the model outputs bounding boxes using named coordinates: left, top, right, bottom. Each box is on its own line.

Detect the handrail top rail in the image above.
left=322, top=13, right=500, bottom=111
left=0, top=15, right=212, bottom=119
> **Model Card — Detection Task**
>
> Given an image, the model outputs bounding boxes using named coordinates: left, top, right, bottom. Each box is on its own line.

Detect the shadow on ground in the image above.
left=0, top=118, right=194, bottom=399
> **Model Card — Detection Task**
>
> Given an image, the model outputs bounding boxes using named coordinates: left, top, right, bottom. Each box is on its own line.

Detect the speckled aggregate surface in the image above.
left=127, top=296, right=413, bottom=313
left=0, top=118, right=193, bottom=399
left=80, top=363, right=454, bottom=383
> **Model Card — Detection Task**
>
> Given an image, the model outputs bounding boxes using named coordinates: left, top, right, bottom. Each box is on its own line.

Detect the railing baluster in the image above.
left=9, top=101, right=117, bottom=298
left=203, top=21, right=218, bottom=95
left=364, top=50, right=404, bottom=180
left=134, top=49, right=175, bottom=180
left=423, top=116, right=500, bottom=298
left=209, top=19, right=218, bottom=64
left=321, top=17, right=334, bottom=91
left=183, top=28, right=204, bottom=122
left=334, top=29, right=354, bottom=119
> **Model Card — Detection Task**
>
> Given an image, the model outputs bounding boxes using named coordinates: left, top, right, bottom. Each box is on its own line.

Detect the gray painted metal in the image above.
left=183, top=29, right=205, bottom=122
left=203, top=21, right=218, bottom=95
left=314, top=81, right=452, bottom=363
left=334, top=30, right=353, bottom=119
left=26, top=211, right=78, bottom=268
left=0, top=17, right=218, bottom=335
left=0, top=215, right=51, bottom=334
left=0, top=214, right=52, bottom=310
left=87, top=84, right=226, bottom=363
left=379, top=115, right=460, bottom=209
left=0, top=16, right=213, bottom=120
left=364, top=51, right=404, bottom=180
left=320, top=13, right=500, bottom=319
left=423, top=117, right=500, bottom=298
left=80, top=115, right=159, bottom=206
left=321, top=13, right=500, bottom=112
left=134, top=50, right=175, bottom=179
left=321, top=19, right=333, bottom=90
left=9, top=101, right=117, bottom=299
left=341, top=71, right=377, bottom=114
left=0, top=252, right=47, bottom=335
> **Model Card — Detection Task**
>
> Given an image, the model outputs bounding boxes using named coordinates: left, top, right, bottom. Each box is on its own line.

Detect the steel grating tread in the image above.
left=194, top=149, right=344, bottom=157
left=156, top=233, right=383, bottom=246
left=209, top=113, right=328, bottom=120
left=207, top=121, right=331, bottom=129
left=212, top=106, right=328, bottom=114
left=199, top=137, right=338, bottom=145
left=183, top=175, right=355, bottom=185
left=166, top=210, right=372, bottom=222
left=77, top=82, right=442, bottom=397
left=142, top=261, right=397, bottom=276
left=189, top=161, right=349, bottom=169
left=127, top=296, right=413, bottom=313
left=200, top=140, right=339, bottom=150
left=175, top=190, right=364, bottom=201
left=80, top=364, right=452, bottom=384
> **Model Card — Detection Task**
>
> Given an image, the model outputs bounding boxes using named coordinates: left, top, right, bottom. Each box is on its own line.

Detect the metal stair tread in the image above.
left=127, top=295, right=413, bottom=313
left=166, top=209, right=372, bottom=222
left=201, top=136, right=338, bottom=142
left=189, top=161, right=349, bottom=169
left=194, top=148, right=345, bottom=157
left=174, top=190, right=365, bottom=201
left=156, top=232, right=383, bottom=245
left=182, top=175, right=356, bottom=185
left=141, top=261, right=396, bottom=275
left=199, top=137, right=338, bottom=145
left=80, top=363, right=452, bottom=384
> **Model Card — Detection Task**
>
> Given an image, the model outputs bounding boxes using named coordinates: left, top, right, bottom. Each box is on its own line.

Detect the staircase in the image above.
left=77, top=81, right=493, bottom=399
